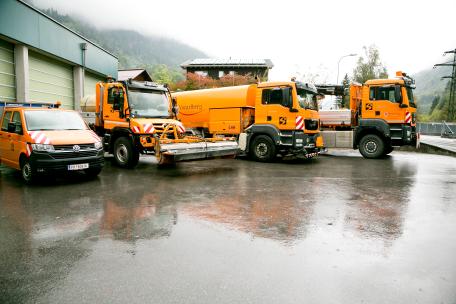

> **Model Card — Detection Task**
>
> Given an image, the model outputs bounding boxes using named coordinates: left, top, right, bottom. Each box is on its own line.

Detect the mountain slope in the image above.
left=413, top=66, right=450, bottom=113
left=39, top=8, right=207, bottom=80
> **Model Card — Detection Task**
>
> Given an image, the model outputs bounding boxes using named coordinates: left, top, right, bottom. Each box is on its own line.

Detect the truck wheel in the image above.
left=250, top=135, right=276, bottom=162
left=113, top=137, right=139, bottom=168
left=384, top=145, right=394, bottom=155
left=20, top=157, right=35, bottom=184
left=359, top=134, right=385, bottom=159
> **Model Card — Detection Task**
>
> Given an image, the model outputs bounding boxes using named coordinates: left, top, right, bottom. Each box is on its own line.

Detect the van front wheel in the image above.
left=20, top=158, right=35, bottom=184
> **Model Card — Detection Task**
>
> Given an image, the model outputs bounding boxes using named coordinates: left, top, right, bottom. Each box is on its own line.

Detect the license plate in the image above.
left=67, top=163, right=89, bottom=171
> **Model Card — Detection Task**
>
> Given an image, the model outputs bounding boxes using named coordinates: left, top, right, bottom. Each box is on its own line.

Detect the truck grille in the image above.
left=304, top=119, right=319, bottom=131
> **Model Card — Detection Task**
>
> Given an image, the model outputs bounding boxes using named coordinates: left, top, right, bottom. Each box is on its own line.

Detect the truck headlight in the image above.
left=31, top=144, right=54, bottom=152
left=94, top=141, right=103, bottom=149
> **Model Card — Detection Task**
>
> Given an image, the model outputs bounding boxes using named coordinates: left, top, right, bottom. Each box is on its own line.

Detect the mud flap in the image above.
left=158, top=141, right=239, bottom=163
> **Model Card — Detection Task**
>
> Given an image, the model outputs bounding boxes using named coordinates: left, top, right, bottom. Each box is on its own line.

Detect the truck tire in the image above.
left=383, top=145, right=394, bottom=156
left=250, top=135, right=276, bottom=162
left=359, top=134, right=385, bottom=159
left=113, top=137, right=139, bottom=168
left=20, top=157, right=35, bottom=184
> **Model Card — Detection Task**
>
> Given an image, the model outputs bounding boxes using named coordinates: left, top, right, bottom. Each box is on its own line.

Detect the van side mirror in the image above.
left=395, top=86, right=402, bottom=103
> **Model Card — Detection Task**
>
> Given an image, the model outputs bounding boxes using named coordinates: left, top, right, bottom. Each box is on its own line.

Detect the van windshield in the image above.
left=128, top=89, right=169, bottom=118
left=25, top=110, right=88, bottom=131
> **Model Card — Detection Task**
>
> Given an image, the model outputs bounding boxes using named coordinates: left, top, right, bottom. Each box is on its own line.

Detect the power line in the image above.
left=434, top=48, right=456, bottom=121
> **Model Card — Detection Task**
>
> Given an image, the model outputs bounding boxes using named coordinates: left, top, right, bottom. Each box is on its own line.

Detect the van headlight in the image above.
left=94, top=141, right=103, bottom=149
left=31, top=144, right=54, bottom=152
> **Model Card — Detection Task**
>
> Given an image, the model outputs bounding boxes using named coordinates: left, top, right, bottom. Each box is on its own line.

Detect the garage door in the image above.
left=29, top=51, right=74, bottom=109
left=84, top=71, right=104, bottom=97
left=0, top=39, right=16, bottom=102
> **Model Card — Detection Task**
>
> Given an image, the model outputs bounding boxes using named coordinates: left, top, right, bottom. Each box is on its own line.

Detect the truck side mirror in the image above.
left=172, top=98, right=179, bottom=116
left=395, top=86, right=402, bottom=103
left=281, top=87, right=292, bottom=108
left=7, top=122, right=15, bottom=133
left=7, top=122, right=22, bottom=134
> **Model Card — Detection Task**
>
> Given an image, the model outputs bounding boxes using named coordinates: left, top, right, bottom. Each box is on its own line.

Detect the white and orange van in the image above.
left=0, top=102, right=104, bottom=183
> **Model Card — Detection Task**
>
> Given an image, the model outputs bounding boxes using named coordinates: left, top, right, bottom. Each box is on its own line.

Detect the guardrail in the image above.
left=417, top=122, right=456, bottom=136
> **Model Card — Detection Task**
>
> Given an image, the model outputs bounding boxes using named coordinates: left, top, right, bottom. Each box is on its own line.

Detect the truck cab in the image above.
left=0, top=102, right=104, bottom=183
left=247, top=81, right=322, bottom=160
left=355, top=72, right=418, bottom=156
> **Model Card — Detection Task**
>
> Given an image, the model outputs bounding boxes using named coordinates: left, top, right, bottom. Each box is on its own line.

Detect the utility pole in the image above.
left=434, top=49, right=456, bottom=121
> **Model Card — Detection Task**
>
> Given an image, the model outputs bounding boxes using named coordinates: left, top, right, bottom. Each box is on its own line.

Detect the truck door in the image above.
left=103, top=85, right=129, bottom=128
left=260, top=87, right=294, bottom=130
left=0, top=111, right=13, bottom=165
left=364, top=85, right=402, bottom=123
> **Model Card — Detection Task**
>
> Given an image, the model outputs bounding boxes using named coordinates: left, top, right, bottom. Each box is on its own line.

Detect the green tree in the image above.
left=429, top=96, right=440, bottom=115
left=341, top=73, right=350, bottom=108
left=352, top=45, right=388, bottom=83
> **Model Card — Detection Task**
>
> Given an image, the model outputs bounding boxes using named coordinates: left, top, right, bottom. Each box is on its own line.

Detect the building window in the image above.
left=229, top=71, right=235, bottom=76
left=219, top=71, right=225, bottom=78
left=195, top=71, right=208, bottom=77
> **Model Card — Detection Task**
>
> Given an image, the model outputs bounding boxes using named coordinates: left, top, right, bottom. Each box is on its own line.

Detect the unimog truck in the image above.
left=81, top=79, right=238, bottom=167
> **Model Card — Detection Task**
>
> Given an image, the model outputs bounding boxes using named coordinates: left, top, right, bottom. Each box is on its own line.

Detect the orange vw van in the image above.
left=0, top=102, right=104, bottom=183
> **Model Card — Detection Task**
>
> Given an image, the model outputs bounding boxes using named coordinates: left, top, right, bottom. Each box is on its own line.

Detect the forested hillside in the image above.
left=39, top=8, right=207, bottom=82
left=413, top=66, right=450, bottom=114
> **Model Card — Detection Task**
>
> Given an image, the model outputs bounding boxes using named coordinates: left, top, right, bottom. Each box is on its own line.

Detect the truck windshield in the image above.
left=25, top=110, right=88, bottom=131
left=297, top=88, right=318, bottom=111
left=128, top=89, right=169, bottom=118
left=406, top=86, right=416, bottom=108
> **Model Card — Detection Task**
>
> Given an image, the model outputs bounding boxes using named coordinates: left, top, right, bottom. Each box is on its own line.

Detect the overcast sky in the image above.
left=34, top=0, right=456, bottom=83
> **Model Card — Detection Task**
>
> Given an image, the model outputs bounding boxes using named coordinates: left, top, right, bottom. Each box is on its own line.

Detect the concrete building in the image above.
left=0, top=0, right=118, bottom=109
left=180, top=58, right=274, bottom=81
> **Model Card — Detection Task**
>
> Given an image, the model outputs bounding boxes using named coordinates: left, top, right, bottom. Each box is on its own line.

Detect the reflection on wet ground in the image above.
left=1, top=152, right=456, bottom=303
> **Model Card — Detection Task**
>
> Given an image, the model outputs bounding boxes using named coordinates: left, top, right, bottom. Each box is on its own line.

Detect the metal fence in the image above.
left=418, top=122, right=456, bottom=135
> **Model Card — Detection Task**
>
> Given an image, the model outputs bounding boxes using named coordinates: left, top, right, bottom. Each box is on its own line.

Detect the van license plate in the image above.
left=68, top=163, right=89, bottom=171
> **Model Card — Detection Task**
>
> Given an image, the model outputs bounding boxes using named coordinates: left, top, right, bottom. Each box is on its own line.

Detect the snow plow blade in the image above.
left=158, top=140, right=239, bottom=163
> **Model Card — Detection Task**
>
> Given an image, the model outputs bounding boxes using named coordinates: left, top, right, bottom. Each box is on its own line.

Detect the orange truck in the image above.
left=317, top=71, right=419, bottom=158
left=0, top=101, right=104, bottom=183
left=80, top=79, right=238, bottom=166
left=173, top=81, right=324, bottom=162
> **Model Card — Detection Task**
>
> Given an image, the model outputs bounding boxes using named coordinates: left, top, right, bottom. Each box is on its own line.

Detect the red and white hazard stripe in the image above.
left=25, top=143, right=32, bottom=157
left=143, top=123, right=155, bottom=133
left=295, top=116, right=304, bottom=130
left=28, top=131, right=51, bottom=144
left=132, top=126, right=140, bottom=133
left=405, top=112, right=412, bottom=124
left=176, top=122, right=186, bottom=133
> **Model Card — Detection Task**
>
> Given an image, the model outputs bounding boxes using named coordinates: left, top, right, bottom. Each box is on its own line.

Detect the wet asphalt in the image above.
left=1, top=150, right=456, bottom=304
